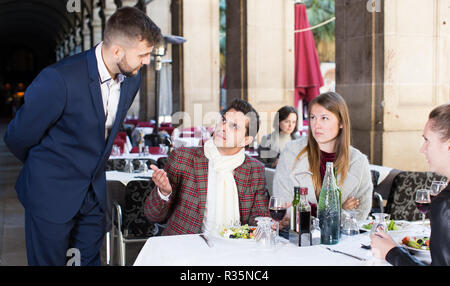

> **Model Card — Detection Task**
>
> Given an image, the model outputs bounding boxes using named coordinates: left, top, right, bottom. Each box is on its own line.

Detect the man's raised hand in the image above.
left=150, top=164, right=172, bottom=196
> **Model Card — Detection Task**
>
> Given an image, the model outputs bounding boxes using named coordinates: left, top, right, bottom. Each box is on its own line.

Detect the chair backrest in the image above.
left=264, top=167, right=276, bottom=197
left=160, top=122, right=172, bottom=127
left=385, top=171, right=447, bottom=221
left=106, top=159, right=126, bottom=171
left=113, top=138, right=125, bottom=153
left=159, top=126, right=175, bottom=136
left=370, top=170, right=382, bottom=214
left=123, top=180, right=165, bottom=238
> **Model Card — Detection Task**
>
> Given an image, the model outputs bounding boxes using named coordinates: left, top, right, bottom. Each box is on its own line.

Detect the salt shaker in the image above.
left=310, top=217, right=321, bottom=245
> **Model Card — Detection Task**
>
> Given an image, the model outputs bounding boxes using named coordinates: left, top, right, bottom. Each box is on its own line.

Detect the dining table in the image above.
left=133, top=221, right=431, bottom=266
left=109, top=153, right=167, bottom=162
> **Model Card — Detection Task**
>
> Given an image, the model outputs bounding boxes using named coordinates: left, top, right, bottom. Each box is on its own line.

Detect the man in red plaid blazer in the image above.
left=144, top=99, right=270, bottom=235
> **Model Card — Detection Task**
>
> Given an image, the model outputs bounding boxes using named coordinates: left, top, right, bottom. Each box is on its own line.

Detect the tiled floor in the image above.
left=0, top=121, right=144, bottom=266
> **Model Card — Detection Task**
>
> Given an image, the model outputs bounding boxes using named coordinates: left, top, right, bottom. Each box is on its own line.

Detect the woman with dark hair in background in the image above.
left=257, top=106, right=300, bottom=168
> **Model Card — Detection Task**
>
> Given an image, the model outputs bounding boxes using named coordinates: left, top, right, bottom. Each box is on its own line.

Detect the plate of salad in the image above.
left=360, top=219, right=412, bottom=232
left=400, top=236, right=430, bottom=253
left=219, top=224, right=257, bottom=240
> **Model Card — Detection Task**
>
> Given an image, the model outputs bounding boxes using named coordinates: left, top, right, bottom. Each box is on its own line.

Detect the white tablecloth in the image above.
left=133, top=224, right=431, bottom=266
left=109, top=153, right=167, bottom=161
left=106, top=170, right=154, bottom=185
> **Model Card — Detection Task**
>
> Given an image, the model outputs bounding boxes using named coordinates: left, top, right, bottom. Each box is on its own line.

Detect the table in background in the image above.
left=109, top=153, right=167, bottom=162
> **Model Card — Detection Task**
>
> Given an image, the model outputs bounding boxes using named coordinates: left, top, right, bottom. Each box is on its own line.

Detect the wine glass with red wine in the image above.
left=268, top=196, right=288, bottom=244
left=415, top=189, right=431, bottom=231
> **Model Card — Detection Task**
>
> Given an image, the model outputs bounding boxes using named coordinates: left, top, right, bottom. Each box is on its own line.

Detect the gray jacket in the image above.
left=272, top=137, right=373, bottom=221
left=257, top=131, right=300, bottom=168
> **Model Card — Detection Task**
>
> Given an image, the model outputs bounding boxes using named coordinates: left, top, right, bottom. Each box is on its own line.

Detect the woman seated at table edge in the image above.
left=257, top=105, right=300, bottom=168
left=370, top=103, right=450, bottom=266
left=273, top=91, right=373, bottom=228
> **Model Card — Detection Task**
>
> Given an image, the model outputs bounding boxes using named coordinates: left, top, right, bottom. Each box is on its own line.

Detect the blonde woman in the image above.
left=273, top=92, right=373, bottom=230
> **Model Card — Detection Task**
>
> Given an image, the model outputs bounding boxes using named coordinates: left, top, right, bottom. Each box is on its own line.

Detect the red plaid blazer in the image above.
left=144, top=147, right=270, bottom=235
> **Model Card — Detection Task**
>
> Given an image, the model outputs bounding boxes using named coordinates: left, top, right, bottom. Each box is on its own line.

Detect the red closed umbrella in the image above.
left=294, top=3, right=324, bottom=106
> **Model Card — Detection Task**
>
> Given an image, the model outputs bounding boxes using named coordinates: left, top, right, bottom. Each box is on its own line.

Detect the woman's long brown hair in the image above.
left=293, top=92, right=351, bottom=193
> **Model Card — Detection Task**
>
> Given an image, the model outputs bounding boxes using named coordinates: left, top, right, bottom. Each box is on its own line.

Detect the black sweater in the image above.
left=386, top=183, right=450, bottom=266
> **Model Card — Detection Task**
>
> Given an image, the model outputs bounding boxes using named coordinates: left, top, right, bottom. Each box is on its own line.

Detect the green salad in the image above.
left=220, top=224, right=256, bottom=239
left=362, top=219, right=400, bottom=231
left=401, top=236, right=430, bottom=250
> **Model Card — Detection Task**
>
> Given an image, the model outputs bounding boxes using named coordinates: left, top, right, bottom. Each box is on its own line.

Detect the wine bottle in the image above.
left=290, top=187, right=301, bottom=232
left=298, top=187, right=311, bottom=247
left=318, top=162, right=341, bottom=245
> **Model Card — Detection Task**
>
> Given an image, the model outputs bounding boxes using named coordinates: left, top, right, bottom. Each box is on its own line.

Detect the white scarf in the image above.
left=203, top=139, right=245, bottom=233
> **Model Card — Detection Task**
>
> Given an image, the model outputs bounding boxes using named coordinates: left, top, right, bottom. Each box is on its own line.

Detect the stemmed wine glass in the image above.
left=415, top=189, right=431, bottom=232
left=138, top=159, right=148, bottom=173
left=430, top=181, right=447, bottom=200
left=124, top=158, right=134, bottom=173
left=268, top=196, right=289, bottom=245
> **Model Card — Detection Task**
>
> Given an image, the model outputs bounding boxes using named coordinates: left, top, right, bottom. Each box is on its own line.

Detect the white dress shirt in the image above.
left=95, top=42, right=125, bottom=139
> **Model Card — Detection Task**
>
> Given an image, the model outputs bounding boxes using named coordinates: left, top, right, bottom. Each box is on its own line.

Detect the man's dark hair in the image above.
left=222, top=99, right=260, bottom=139
left=103, top=6, right=162, bottom=47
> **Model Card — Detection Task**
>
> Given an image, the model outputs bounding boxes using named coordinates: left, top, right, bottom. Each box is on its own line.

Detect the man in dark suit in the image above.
left=145, top=99, right=270, bottom=235
left=3, top=7, right=161, bottom=266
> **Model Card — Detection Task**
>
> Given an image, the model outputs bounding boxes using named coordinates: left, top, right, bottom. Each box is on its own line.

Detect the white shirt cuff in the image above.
left=157, top=187, right=171, bottom=201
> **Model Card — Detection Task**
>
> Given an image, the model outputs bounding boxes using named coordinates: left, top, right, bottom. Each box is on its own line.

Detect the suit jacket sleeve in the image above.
left=386, top=246, right=426, bottom=266
left=4, top=67, right=66, bottom=162
left=144, top=148, right=182, bottom=222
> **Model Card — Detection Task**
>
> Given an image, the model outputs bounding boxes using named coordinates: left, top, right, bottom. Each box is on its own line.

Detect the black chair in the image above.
left=107, top=158, right=157, bottom=172
left=110, top=180, right=166, bottom=265
left=156, top=156, right=169, bottom=169
left=370, top=169, right=384, bottom=214
left=385, top=171, right=447, bottom=221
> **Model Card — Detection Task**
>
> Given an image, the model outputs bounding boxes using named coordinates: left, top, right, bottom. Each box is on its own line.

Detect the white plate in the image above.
left=399, top=237, right=430, bottom=253
left=401, top=244, right=430, bottom=254
left=359, top=220, right=413, bottom=233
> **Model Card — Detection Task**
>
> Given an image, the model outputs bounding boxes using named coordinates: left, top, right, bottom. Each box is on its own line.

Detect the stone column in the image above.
left=175, top=0, right=220, bottom=129
left=336, top=0, right=450, bottom=171
left=83, top=18, right=92, bottom=51
left=335, top=0, right=384, bottom=165
left=92, top=0, right=103, bottom=45
left=104, top=0, right=117, bottom=22
left=122, top=0, right=138, bottom=7
left=69, top=33, right=76, bottom=55
left=75, top=25, right=82, bottom=54
left=142, top=0, right=172, bottom=122
left=63, top=37, right=70, bottom=57
left=119, top=0, right=140, bottom=119
left=226, top=0, right=295, bottom=141
left=56, top=45, right=62, bottom=61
